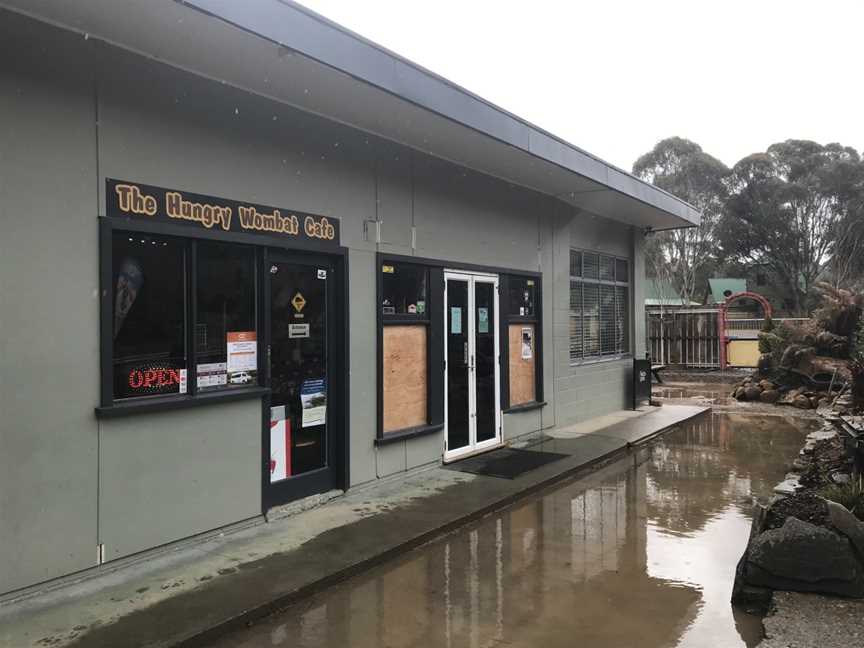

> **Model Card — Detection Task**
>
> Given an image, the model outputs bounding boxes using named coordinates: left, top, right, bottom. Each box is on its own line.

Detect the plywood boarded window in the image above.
left=382, top=324, right=427, bottom=433
left=509, top=323, right=535, bottom=406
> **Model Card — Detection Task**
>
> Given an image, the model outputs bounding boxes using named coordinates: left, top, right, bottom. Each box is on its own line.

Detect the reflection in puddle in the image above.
left=211, top=413, right=812, bottom=648
left=653, top=384, right=734, bottom=405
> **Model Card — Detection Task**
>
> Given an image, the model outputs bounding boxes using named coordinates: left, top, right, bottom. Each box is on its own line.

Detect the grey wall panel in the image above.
left=348, top=249, right=377, bottom=486
left=405, top=432, right=440, bottom=470
left=569, top=211, right=631, bottom=257
left=98, top=401, right=260, bottom=561
left=412, top=157, right=542, bottom=271
left=503, top=410, right=542, bottom=441
left=376, top=442, right=407, bottom=478
left=0, top=15, right=99, bottom=594
left=376, top=146, right=414, bottom=256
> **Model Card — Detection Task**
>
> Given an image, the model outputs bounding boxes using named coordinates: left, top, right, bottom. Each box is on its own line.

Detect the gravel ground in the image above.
left=760, top=591, right=864, bottom=647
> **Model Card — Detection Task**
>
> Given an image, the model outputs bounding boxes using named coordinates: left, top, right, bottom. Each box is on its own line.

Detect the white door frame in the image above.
left=443, top=270, right=501, bottom=462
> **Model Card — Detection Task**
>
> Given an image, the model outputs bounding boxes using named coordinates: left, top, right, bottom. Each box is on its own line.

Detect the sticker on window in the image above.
left=450, top=307, right=462, bottom=334
left=521, top=327, right=534, bottom=360
left=478, top=307, right=489, bottom=333
left=289, top=323, right=310, bottom=338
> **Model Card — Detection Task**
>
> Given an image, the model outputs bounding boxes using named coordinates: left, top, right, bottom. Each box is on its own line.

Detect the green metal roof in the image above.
left=644, top=279, right=696, bottom=306
left=707, top=278, right=747, bottom=304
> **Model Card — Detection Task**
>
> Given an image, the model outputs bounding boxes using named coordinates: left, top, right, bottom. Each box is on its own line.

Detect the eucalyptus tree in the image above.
left=719, top=140, right=864, bottom=314
left=633, top=137, right=729, bottom=304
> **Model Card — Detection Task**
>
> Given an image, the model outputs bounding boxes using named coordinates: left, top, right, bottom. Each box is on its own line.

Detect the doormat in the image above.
left=443, top=447, right=568, bottom=480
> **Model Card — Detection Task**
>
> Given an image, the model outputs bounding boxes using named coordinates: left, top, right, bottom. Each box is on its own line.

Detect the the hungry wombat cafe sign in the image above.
left=106, top=179, right=340, bottom=245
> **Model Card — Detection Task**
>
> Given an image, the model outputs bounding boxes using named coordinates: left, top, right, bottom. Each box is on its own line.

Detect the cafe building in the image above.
left=0, top=0, right=700, bottom=596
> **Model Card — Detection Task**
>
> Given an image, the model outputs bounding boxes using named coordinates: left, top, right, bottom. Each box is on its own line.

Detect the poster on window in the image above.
left=197, top=362, right=227, bottom=388
left=226, top=331, right=257, bottom=385
left=300, top=379, right=327, bottom=427
left=521, top=327, right=534, bottom=359
left=270, top=407, right=291, bottom=482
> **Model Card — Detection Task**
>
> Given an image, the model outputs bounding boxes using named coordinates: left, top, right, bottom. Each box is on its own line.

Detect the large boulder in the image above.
left=757, top=353, right=774, bottom=374
left=760, top=390, right=780, bottom=404
left=815, top=331, right=849, bottom=357
left=825, top=500, right=864, bottom=559
left=745, top=516, right=864, bottom=597
left=792, top=395, right=813, bottom=409
left=745, top=386, right=763, bottom=401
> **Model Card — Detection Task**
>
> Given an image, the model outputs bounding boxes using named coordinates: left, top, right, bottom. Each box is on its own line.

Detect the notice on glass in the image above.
left=521, top=327, right=534, bottom=360
left=289, top=323, right=310, bottom=339
left=450, top=307, right=462, bottom=335
left=300, top=379, right=327, bottom=428
left=197, top=362, right=227, bottom=388
left=478, top=307, right=489, bottom=333
left=226, top=331, right=257, bottom=380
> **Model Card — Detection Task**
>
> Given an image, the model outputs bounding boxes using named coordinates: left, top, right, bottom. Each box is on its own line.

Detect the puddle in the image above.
left=653, top=383, right=735, bottom=405
left=209, top=412, right=813, bottom=648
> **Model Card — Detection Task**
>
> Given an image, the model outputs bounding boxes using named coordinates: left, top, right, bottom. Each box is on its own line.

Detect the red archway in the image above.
left=719, top=291, right=773, bottom=370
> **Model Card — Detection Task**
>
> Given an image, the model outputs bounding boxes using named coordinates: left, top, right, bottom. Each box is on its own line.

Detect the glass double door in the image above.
left=264, top=252, right=339, bottom=509
left=444, top=272, right=501, bottom=461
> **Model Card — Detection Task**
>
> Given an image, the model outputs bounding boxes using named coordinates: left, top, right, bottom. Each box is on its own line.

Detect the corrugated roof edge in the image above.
left=179, top=0, right=701, bottom=227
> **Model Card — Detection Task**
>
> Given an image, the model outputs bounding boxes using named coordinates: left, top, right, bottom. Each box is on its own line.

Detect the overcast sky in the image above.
left=296, top=0, right=863, bottom=172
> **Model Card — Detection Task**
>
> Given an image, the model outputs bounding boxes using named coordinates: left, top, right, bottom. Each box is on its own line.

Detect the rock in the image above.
left=746, top=517, right=864, bottom=597
left=734, top=387, right=747, bottom=401
left=732, top=503, right=768, bottom=606
left=793, top=395, right=812, bottom=409
left=761, top=390, right=781, bottom=403
left=825, top=499, right=864, bottom=559
left=809, top=396, right=821, bottom=409
left=759, top=380, right=777, bottom=391
left=774, top=477, right=801, bottom=495
left=745, top=386, right=763, bottom=401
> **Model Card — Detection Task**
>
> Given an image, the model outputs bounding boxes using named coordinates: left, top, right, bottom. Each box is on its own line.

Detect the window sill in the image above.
left=569, top=354, right=632, bottom=368
left=95, top=386, right=270, bottom=418
left=375, top=423, right=444, bottom=446
left=503, top=401, right=547, bottom=414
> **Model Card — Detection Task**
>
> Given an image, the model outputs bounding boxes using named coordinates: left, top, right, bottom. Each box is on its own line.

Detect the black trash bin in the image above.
left=633, top=357, right=652, bottom=410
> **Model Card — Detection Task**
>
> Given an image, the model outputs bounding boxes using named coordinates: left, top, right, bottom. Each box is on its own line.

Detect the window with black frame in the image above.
left=110, top=231, right=258, bottom=401
left=381, top=262, right=427, bottom=316
left=504, top=275, right=542, bottom=408
left=569, top=250, right=630, bottom=363
left=380, top=261, right=430, bottom=436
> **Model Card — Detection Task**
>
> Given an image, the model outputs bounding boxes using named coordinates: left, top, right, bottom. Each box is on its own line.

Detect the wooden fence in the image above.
left=646, top=311, right=812, bottom=368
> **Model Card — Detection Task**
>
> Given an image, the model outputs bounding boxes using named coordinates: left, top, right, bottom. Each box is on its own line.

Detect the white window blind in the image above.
left=569, top=249, right=630, bottom=363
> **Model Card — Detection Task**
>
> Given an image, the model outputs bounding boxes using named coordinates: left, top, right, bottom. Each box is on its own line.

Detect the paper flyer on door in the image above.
left=300, top=379, right=327, bottom=427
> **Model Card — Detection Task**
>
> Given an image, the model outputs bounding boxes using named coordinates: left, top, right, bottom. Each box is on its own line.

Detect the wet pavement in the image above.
left=208, top=412, right=814, bottom=648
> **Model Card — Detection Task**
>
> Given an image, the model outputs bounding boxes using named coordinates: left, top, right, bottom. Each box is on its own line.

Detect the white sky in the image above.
left=295, top=0, right=864, bottom=171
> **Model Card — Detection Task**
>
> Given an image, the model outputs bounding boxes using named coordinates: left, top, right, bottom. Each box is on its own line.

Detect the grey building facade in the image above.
left=0, top=1, right=698, bottom=596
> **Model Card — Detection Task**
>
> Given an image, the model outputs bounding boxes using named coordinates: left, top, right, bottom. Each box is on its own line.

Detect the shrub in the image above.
left=819, top=481, right=864, bottom=521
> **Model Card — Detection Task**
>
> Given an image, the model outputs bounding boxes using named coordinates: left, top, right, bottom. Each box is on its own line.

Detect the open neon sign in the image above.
left=128, top=368, right=183, bottom=389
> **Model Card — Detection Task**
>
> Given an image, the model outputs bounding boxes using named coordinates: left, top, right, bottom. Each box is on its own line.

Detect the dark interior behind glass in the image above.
left=196, top=242, right=256, bottom=391
left=382, top=264, right=427, bottom=315
left=112, top=232, right=186, bottom=399
left=508, top=277, right=536, bottom=317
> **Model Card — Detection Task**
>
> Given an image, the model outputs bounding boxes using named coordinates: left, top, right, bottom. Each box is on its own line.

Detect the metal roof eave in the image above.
left=1, top=0, right=701, bottom=229
left=180, top=0, right=701, bottom=229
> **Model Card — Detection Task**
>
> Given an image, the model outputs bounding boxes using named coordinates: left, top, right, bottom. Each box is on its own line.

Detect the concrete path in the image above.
left=761, top=591, right=864, bottom=648
left=0, top=404, right=707, bottom=648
